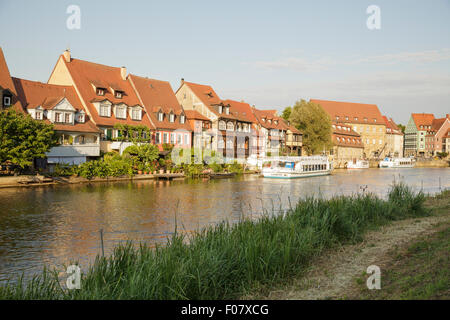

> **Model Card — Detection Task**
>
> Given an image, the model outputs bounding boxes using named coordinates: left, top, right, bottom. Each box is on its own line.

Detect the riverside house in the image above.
left=311, top=99, right=387, bottom=159
left=404, top=113, right=435, bottom=157
left=128, top=75, right=192, bottom=150
left=48, top=50, right=153, bottom=154
left=184, top=110, right=213, bottom=150
left=175, top=80, right=255, bottom=159
left=331, top=123, right=364, bottom=167
left=12, top=78, right=100, bottom=165
left=383, top=116, right=404, bottom=157
left=425, top=115, right=450, bottom=157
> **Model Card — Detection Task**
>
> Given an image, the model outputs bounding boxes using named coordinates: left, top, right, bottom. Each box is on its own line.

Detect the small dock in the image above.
left=152, top=173, right=186, bottom=180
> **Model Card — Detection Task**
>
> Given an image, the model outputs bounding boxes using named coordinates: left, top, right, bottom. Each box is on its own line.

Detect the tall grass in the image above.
left=0, top=183, right=429, bottom=300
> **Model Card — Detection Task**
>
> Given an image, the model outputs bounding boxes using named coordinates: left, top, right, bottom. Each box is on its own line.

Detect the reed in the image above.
left=0, top=182, right=430, bottom=300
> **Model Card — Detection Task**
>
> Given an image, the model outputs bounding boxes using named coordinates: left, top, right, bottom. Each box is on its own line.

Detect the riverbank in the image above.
left=245, top=190, right=450, bottom=299
left=0, top=182, right=442, bottom=300
left=0, top=170, right=260, bottom=189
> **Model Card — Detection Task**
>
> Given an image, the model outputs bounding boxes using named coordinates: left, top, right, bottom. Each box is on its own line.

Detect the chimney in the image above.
left=120, top=66, right=127, bottom=80
left=446, top=114, right=449, bottom=119
left=181, top=78, right=185, bottom=85
left=63, top=49, right=71, bottom=62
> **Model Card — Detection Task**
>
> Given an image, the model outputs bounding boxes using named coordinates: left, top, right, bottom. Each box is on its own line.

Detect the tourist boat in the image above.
left=346, top=159, right=369, bottom=169
left=379, top=157, right=415, bottom=168
left=262, top=156, right=332, bottom=179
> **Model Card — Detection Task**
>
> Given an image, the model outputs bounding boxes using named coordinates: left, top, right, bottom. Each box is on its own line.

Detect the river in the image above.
left=0, top=168, right=448, bottom=282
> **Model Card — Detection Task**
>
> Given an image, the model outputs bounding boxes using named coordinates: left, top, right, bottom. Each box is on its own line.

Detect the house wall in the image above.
left=404, top=116, right=418, bottom=157
left=347, top=123, right=386, bottom=158
left=332, top=145, right=364, bottom=167
left=385, top=133, right=404, bottom=157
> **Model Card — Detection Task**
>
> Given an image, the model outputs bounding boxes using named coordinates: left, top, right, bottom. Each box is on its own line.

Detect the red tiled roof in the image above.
left=182, top=81, right=222, bottom=115
left=0, top=47, right=16, bottom=96
left=382, top=116, right=403, bottom=135
left=129, top=75, right=190, bottom=131
left=61, top=56, right=152, bottom=128
left=411, top=113, right=435, bottom=130
left=12, top=77, right=99, bottom=133
left=185, top=109, right=210, bottom=121
left=252, top=108, right=287, bottom=130
left=311, top=99, right=384, bottom=125
left=332, top=123, right=363, bottom=148
left=221, top=99, right=257, bottom=123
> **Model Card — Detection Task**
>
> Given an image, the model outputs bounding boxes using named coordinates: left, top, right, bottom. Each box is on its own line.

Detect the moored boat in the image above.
left=262, top=156, right=332, bottom=179
left=379, top=157, right=415, bottom=168
left=346, top=159, right=369, bottom=169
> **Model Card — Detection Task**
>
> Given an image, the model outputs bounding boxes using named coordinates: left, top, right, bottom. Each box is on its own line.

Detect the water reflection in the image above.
left=0, top=168, right=448, bottom=281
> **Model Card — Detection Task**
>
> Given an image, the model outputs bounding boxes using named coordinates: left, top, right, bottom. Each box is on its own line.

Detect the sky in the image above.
left=1, top=0, right=449, bottom=124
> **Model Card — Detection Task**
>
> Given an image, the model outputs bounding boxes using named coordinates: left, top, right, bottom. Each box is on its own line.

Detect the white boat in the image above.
left=346, top=159, right=369, bottom=169
left=262, top=156, right=332, bottom=179
left=379, top=157, right=415, bottom=168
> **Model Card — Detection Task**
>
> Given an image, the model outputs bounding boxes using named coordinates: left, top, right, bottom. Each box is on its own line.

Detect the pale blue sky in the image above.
left=1, top=0, right=449, bottom=124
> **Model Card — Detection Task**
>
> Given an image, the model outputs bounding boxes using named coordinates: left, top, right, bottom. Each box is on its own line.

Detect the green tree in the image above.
left=397, top=123, right=406, bottom=133
left=123, top=144, right=160, bottom=165
left=288, top=99, right=333, bottom=155
left=281, top=106, right=292, bottom=121
left=0, top=109, right=58, bottom=169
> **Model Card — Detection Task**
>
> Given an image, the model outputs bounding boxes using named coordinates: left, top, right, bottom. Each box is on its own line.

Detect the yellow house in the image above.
left=311, top=99, right=387, bottom=158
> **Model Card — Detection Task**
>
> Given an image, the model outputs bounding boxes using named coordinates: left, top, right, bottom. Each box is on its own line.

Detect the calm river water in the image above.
left=0, top=168, right=448, bottom=282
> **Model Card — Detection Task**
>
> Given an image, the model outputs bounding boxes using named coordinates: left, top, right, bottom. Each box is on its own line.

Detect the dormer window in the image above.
left=3, top=94, right=11, bottom=107
left=99, top=103, right=111, bottom=117
left=225, top=107, right=230, bottom=115
left=169, top=113, right=175, bottom=123
left=131, top=107, right=142, bottom=120
left=115, top=91, right=123, bottom=99
left=336, top=116, right=339, bottom=120
left=96, top=88, right=105, bottom=96
left=354, top=117, right=358, bottom=121
left=55, top=112, right=62, bottom=123
left=373, top=118, right=377, bottom=123
left=345, top=116, right=349, bottom=120
left=180, top=114, right=185, bottom=124
left=35, top=110, right=43, bottom=120
left=76, top=113, right=85, bottom=123
left=274, top=120, right=278, bottom=125
left=116, top=105, right=127, bottom=119
left=158, top=111, right=164, bottom=122
left=219, top=105, right=223, bottom=114
left=268, top=119, right=272, bottom=124
left=364, top=117, right=368, bottom=122
left=262, top=118, right=266, bottom=122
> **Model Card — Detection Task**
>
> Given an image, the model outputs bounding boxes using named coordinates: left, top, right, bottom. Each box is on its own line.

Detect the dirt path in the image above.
left=255, top=211, right=450, bottom=300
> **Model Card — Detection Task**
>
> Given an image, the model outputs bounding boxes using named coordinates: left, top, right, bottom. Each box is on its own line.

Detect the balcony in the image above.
left=46, top=144, right=100, bottom=158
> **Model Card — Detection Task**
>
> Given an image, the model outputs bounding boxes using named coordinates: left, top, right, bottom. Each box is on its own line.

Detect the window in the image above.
left=96, top=88, right=105, bottom=96
left=116, top=106, right=127, bottom=119
left=163, top=133, right=168, bottom=143
left=177, top=134, right=182, bottom=144
left=169, top=113, right=175, bottom=123
left=158, top=112, right=163, bottom=121
left=225, top=107, right=230, bottom=115
left=345, top=116, right=349, bottom=120
left=76, top=113, right=85, bottom=123
left=374, top=119, right=377, bottom=123
left=219, top=120, right=226, bottom=130
left=219, top=105, right=223, bottom=114
left=65, top=113, right=71, bottom=123
left=99, top=103, right=110, bottom=117
left=155, top=132, right=161, bottom=144
left=131, top=108, right=142, bottom=120
left=180, top=115, right=185, bottom=124
left=55, top=112, right=62, bottom=123
left=115, top=91, right=123, bottom=99
left=226, top=122, right=234, bottom=131
left=35, top=111, right=43, bottom=120
left=184, top=134, right=188, bottom=145
left=3, top=95, right=11, bottom=106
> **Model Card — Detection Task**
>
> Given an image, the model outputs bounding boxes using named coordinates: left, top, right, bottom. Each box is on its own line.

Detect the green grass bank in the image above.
left=0, top=183, right=433, bottom=300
